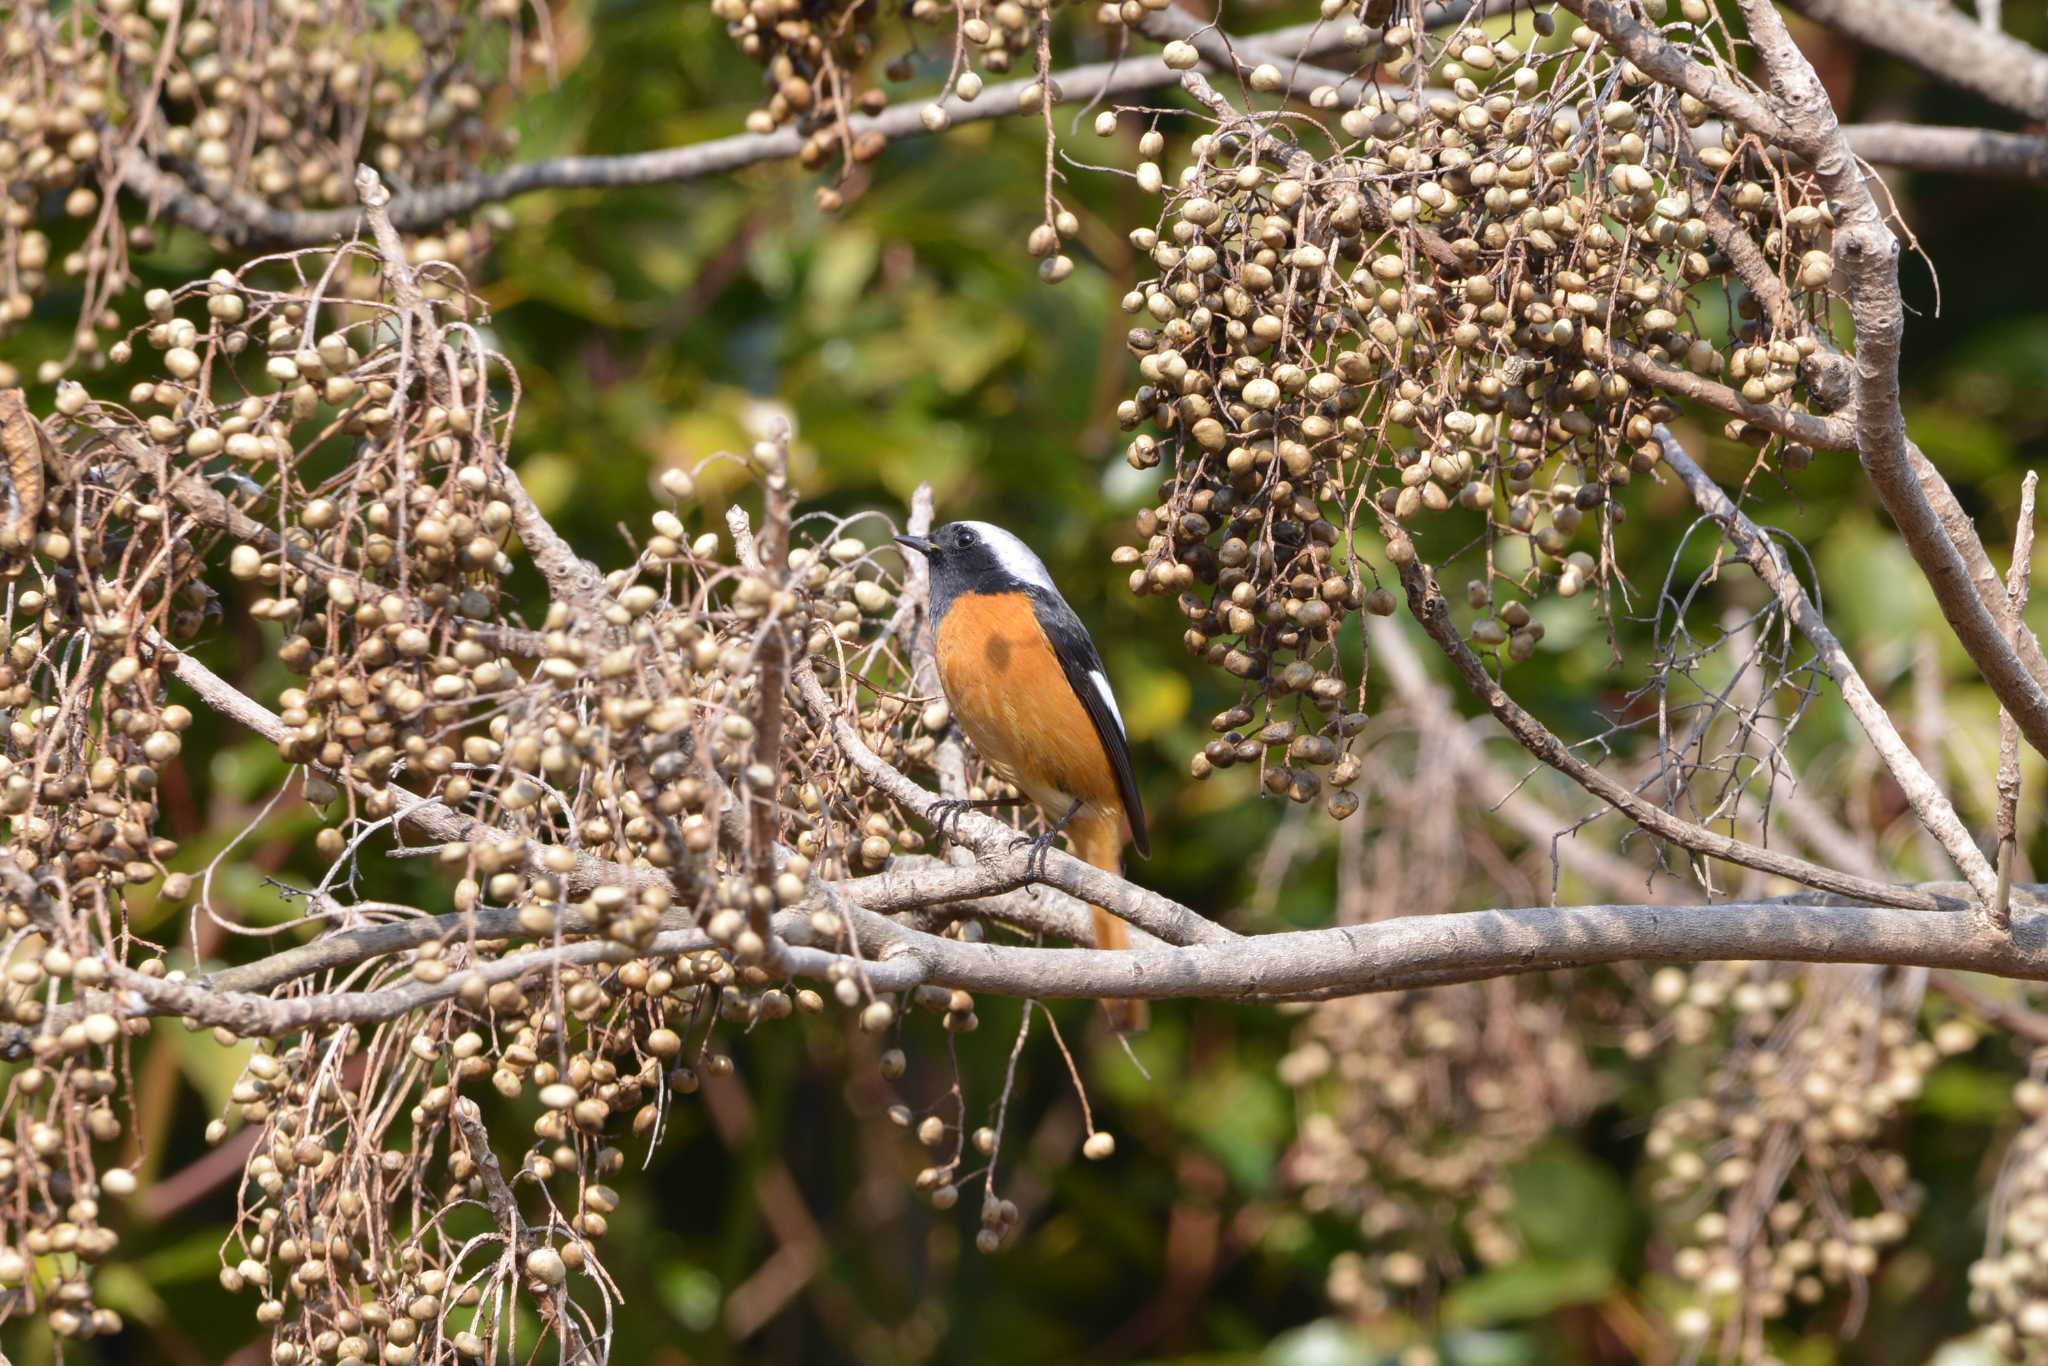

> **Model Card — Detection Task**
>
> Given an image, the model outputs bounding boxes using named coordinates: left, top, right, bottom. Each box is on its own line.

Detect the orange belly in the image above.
left=934, top=591, right=1125, bottom=831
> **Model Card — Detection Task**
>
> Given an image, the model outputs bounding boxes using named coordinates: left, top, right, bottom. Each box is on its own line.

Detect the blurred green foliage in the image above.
left=3, top=1, right=2047, bottom=1362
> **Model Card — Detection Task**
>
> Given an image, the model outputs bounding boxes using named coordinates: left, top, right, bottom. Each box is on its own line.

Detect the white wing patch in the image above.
left=959, top=520, right=1058, bottom=595
left=1089, top=669, right=1126, bottom=736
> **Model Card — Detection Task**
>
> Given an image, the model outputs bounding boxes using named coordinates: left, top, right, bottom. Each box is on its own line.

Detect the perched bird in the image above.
left=895, top=521, right=1150, bottom=1032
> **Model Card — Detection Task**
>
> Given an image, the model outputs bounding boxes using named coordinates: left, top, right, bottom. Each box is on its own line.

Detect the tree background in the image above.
left=2, top=1, right=2045, bottom=1362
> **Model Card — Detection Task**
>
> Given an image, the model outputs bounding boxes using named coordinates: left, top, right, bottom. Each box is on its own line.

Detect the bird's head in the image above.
left=894, top=520, right=1057, bottom=595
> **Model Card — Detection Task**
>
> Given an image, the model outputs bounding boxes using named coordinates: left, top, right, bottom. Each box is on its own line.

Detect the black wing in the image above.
left=1028, top=589, right=1150, bottom=858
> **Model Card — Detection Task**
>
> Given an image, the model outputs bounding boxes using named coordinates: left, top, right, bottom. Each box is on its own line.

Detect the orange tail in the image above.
left=1073, top=809, right=1146, bottom=1034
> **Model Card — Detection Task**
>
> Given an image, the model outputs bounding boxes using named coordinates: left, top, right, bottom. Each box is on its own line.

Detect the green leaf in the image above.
left=657, top=1262, right=723, bottom=1332
left=806, top=228, right=880, bottom=323
left=164, top=1018, right=255, bottom=1117
left=1506, top=1141, right=1631, bottom=1266
left=1920, top=1059, right=2020, bottom=1125
left=1184, top=1064, right=1290, bottom=1191
left=1442, top=1257, right=1615, bottom=1326
left=89, top=1263, right=169, bottom=1326
left=1260, top=1318, right=1379, bottom=1366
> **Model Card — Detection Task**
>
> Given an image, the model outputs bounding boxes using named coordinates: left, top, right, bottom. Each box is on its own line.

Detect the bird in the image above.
left=894, top=520, right=1150, bottom=1033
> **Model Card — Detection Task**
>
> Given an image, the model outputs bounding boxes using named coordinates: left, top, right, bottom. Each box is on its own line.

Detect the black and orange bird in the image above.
left=895, top=521, right=1150, bottom=1032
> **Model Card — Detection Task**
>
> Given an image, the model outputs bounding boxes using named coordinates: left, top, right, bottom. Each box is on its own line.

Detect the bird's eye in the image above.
left=955, top=527, right=976, bottom=545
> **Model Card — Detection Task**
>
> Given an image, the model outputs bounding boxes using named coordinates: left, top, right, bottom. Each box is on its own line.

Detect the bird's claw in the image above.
left=929, top=798, right=974, bottom=846
left=1010, top=829, right=1059, bottom=885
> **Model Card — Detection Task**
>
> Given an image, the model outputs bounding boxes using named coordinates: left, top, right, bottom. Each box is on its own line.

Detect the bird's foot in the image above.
left=928, top=796, right=1025, bottom=846
left=928, top=798, right=975, bottom=846
left=1010, top=800, right=1082, bottom=884
left=1009, top=829, right=1061, bottom=885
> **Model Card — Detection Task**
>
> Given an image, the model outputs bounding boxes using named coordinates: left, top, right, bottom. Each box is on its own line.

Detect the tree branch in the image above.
left=1996, top=471, right=2039, bottom=930
left=839, top=896, right=2048, bottom=1003
left=1555, top=1, right=1802, bottom=146
left=1845, top=123, right=2048, bottom=182
left=86, top=879, right=2048, bottom=1038
left=122, top=25, right=1317, bottom=248
left=1657, top=427, right=2001, bottom=911
left=121, top=3, right=1528, bottom=249
left=1390, top=554, right=1967, bottom=912
left=1562, top=0, right=2048, bottom=764
left=1611, top=340, right=1855, bottom=449
left=1783, top=0, right=2048, bottom=120
left=1744, top=0, right=2048, bottom=767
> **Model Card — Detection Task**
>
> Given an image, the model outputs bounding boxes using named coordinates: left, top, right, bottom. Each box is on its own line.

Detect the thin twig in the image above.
left=1996, top=472, right=2039, bottom=931
left=1658, top=428, right=2002, bottom=911
left=1390, top=554, right=1966, bottom=913
left=452, top=1098, right=591, bottom=1362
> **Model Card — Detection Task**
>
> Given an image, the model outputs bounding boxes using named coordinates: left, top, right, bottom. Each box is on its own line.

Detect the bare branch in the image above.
left=1783, top=0, right=2048, bottom=119
left=848, top=894, right=2048, bottom=1004
left=1997, top=472, right=2039, bottom=930
left=1391, top=555, right=1965, bottom=912
left=1845, top=123, right=2048, bottom=182
left=1657, top=427, right=2000, bottom=911
left=73, top=876, right=2048, bottom=1056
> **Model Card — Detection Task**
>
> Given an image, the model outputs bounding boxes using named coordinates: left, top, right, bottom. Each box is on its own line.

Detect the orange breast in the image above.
left=935, top=592, right=1124, bottom=823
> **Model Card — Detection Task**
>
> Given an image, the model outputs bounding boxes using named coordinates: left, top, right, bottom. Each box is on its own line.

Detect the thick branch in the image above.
left=1845, top=123, right=2048, bottom=182
left=1748, top=0, right=2048, bottom=764
left=1783, top=0, right=2048, bottom=119
left=91, top=883, right=2048, bottom=1037
left=854, top=897, right=2048, bottom=1002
